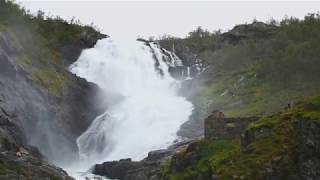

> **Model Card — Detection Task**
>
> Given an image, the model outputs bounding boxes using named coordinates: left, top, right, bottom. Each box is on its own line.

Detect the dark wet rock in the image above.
left=94, top=159, right=146, bottom=180
left=177, top=105, right=207, bottom=139
left=93, top=158, right=161, bottom=180
left=59, top=29, right=108, bottom=67
left=0, top=109, right=74, bottom=179
left=92, top=139, right=194, bottom=180
left=137, top=38, right=193, bottom=80
left=0, top=151, right=74, bottom=180
left=241, top=128, right=256, bottom=148
left=168, top=66, right=189, bottom=80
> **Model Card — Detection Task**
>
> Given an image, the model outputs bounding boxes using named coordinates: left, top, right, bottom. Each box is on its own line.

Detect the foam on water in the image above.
left=68, top=38, right=193, bottom=179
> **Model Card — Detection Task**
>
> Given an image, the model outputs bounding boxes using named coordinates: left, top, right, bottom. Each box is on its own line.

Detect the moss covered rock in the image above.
left=162, top=95, right=320, bottom=180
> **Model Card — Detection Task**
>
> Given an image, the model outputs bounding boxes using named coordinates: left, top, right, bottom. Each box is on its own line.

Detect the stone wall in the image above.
left=204, top=110, right=258, bottom=139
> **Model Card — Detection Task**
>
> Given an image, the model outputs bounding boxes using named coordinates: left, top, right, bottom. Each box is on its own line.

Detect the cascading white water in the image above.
left=69, top=38, right=193, bottom=174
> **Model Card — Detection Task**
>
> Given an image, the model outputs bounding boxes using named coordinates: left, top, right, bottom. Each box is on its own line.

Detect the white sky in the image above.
left=18, top=1, right=320, bottom=39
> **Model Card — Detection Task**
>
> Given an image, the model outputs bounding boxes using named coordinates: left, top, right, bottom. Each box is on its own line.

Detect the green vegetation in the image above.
left=162, top=139, right=240, bottom=180
left=160, top=16, right=320, bottom=179
left=159, top=14, right=320, bottom=117
left=0, top=159, right=66, bottom=180
left=0, top=0, right=101, bottom=96
left=0, top=162, right=32, bottom=178
left=162, top=95, right=320, bottom=179
left=32, top=65, right=66, bottom=95
left=0, top=0, right=99, bottom=47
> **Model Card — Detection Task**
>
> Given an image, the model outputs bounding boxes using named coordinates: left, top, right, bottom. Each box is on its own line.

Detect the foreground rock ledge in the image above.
left=92, top=139, right=193, bottom=180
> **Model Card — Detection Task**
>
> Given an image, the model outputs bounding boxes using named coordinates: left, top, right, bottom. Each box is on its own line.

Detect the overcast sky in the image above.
left=19, top=1, right=320, bottom=39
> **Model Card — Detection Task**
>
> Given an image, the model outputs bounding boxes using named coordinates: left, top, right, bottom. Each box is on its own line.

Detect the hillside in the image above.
left=161, top=95, right=320, bottom=180
left=152, top=13, right=320, bottom=180
left=158, top=14, right=320, bottom=137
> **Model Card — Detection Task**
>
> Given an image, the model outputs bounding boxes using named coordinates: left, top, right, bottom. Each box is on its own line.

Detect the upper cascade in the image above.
left=137, top=39, right=195, bottom=80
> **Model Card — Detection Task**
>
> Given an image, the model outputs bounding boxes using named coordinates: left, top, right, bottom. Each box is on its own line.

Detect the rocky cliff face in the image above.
left=0, top=15, right=107, bottom=178
left=0, top=110, right=74, bottom=179
left=0, top=28, right=107, bottom=163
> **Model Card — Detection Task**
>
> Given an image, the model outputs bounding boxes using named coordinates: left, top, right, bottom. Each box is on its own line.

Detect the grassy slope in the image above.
left=162, top=95, right=320, bottom=180
left=159, top=14, right=320, bottom=180
left=159, top=14, right=320, bottom=117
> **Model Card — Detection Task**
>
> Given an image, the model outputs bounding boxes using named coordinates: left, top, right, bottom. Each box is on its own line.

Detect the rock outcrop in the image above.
left=0, top=105, right=74, bottom=179
left=222, top=21, right=276, bottom=44
left=240, top=113, right=320, bottom=180
left=92, top=139, right=194, bottom=180
left=59, top=28, right=108, bottom=67
left=0, top=28, right=107, bottom=164
left=0, top=4, right=108, bottom=176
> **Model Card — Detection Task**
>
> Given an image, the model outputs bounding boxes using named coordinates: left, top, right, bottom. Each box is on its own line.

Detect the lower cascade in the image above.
left=69, top=38, right=193, bottom=178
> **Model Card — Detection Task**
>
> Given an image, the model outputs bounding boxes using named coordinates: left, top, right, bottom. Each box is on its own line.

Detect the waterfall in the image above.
left=69, top=38, right=193, bottom=173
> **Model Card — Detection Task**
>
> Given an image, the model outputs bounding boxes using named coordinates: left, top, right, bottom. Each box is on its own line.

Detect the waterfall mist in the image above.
left=68, top=38, right=193, bottom=177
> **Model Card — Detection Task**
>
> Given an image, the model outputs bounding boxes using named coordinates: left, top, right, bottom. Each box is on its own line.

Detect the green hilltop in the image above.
left=159, top=14, right=320, bottom=117
left=158, top=14, right=320, bottom=180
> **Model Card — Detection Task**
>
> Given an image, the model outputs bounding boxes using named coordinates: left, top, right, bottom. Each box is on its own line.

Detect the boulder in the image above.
left=92, top=139, right=194, bottom=180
